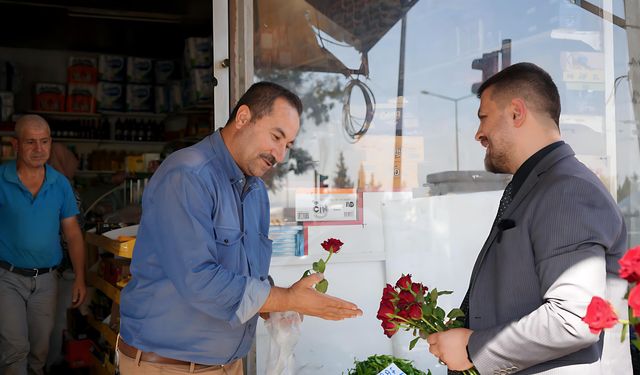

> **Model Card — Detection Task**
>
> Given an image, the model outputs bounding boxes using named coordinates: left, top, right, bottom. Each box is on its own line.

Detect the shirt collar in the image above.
left=511, top=140, right=564, bottom=196
left=209, top=130, right=252, bottom=187
left=2, top=160, right=59, bottom=191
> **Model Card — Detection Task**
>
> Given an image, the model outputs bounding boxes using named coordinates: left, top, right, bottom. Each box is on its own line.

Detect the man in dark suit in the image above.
left=427, top=63, right=631, bottom=374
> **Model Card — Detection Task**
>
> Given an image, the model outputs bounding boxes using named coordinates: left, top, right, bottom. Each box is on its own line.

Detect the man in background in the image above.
left=119, top=82, right=362, bottom=375
left=0, top=115, right=86, bottom=375
left=427, top=63, right=631, bottom=374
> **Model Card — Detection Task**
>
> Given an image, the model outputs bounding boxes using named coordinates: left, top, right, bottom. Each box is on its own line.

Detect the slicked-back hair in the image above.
left=477, top=62, right=561, bottom=128
left=226, top=81, right=303, bottom=126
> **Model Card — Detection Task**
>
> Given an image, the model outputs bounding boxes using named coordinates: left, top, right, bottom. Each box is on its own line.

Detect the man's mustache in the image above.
left=260, top=154, right=277, bottom=166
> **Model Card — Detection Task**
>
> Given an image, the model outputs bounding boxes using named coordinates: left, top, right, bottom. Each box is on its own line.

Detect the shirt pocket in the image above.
left=213, top=226, right=244, bottom=264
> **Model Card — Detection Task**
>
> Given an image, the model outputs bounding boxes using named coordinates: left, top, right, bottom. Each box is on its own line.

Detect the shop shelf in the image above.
left=85, top=232, right=134, bottom=258
left=88, top=272, right=120, bottom=304
left=90, top=351, right=116, bottom=375
left=86, top=315, right=117, bottom=348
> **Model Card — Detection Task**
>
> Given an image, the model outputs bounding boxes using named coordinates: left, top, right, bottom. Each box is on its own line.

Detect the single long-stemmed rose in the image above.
left=377, top=274, right=478, bottom=375
left=582, top=245, right=640, bottom=349
left=302, top=238, right=343, bottom=293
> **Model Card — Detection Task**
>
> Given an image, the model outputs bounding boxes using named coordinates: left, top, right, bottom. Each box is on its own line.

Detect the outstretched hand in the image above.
left=288, top=273, right=362, bottom=321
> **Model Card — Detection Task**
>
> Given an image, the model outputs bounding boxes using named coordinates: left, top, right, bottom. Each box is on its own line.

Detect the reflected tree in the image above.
left=255, top=69, right=343, bottom=191
left=333, top=151, right=354, bottom=188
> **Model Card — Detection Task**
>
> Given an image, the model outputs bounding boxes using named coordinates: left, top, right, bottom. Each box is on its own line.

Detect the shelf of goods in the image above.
left=85, top=232, right=134, bottom=375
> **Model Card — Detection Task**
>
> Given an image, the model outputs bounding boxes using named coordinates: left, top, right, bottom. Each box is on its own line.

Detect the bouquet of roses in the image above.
left=301, top=237, right=343, bottom=293
left=582, top=244, right=640, bottom=348
left=377, top=274, right=478, bottom=375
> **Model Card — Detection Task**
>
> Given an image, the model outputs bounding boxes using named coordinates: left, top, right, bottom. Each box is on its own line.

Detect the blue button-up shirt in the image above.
left=0, top=160, right=78, bottom=268
left=119, top=131, right=273, bottom=365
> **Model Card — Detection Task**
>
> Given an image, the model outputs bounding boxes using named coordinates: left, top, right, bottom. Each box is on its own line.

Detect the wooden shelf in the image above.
left=88, top=272, right=120, bottom=304
left=54, top=137, right=165, bottom=146
left=85, top=232, right=134, bottom=258
left=90, top=351, right=116, bottom=375
left=27, top=110, right=102, bottom=119
left=86, top=315, right=117, bottom=348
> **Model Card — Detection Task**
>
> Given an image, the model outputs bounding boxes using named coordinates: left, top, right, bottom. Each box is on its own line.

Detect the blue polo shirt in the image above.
left=0, top=160, right=79, bottom=268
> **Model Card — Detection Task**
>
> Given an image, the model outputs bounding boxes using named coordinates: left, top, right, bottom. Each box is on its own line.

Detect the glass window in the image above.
left=251, top=1, right=640, bottom=373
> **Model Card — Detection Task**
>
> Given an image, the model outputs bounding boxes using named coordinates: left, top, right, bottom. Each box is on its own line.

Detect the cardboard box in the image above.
left=34, top=83, right=65, bottom=112
left=66, top=84, right=96, bottom=113
left=98, top=55, right=126, bottom=82
left=126, top=57, right=153, bottom=83
left=126, top=84, right=153, bottom=112
left=67, top=56, right=97, bottom=84
left=154, top=85, right=168, bottom=113
left=190, top=68, right=212, bottom=103
left=96, top=82, right=124, bottom=111
left=154, top=60, right=178, bottom=84
left=184, top=37, right=212, bottom=69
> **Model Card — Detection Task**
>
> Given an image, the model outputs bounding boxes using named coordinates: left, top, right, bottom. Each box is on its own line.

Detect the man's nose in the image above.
left=274, top=145, right=287, bottom=163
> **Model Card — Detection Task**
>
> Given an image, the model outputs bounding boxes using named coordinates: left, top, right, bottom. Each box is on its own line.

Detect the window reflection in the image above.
left=253, top=0, right=640, bottom=244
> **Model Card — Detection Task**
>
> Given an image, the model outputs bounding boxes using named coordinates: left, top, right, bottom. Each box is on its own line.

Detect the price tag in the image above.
left=377, top=363, right=407, bottom=375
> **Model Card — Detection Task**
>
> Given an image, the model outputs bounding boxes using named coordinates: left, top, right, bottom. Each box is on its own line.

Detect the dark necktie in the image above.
left=448, top=182, right=514, bottom=375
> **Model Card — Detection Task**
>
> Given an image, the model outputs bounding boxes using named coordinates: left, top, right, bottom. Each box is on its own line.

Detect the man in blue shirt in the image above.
left=118, top=82, right=362, bottom=375
left=0, top=115, right=87, bottom=375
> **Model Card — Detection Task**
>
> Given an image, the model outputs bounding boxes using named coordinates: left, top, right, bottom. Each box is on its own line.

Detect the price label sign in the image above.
left=377, top=363, right=407, bottom=375
left=295, top=192, right=357, bottom=222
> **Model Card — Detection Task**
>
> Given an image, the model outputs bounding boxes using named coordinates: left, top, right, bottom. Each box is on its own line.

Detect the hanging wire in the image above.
left=342, top=78, right=375, bottom=143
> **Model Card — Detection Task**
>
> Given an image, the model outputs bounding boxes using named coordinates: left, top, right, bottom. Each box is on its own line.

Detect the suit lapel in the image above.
left=468, top=144, right=576, bottom=289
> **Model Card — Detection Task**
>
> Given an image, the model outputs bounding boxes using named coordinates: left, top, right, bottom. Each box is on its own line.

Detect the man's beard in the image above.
left=484, top=147, right=510, bottom=174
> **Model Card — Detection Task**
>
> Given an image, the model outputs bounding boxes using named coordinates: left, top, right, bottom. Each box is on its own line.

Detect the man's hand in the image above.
left=70, top=278, right=87, bottom=308
left=289, top=273, right=362, bottom=320
left=261, top=273, right=362, bottom=320
left=427, top=328, right=474, bottom=371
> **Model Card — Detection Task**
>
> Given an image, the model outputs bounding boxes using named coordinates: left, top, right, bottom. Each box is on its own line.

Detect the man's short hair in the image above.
left=477, top=62, right=561, bottom=128
left=14, top=114, right=50, bottom=139
left=226, top=81, right=303, bottom=126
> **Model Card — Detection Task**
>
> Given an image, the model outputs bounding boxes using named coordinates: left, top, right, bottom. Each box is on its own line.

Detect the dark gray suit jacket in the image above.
left=466, top=144, right=629, bottom=374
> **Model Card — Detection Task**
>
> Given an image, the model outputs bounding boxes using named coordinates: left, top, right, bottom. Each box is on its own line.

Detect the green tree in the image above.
left=333, top=151, right=353, bottom=188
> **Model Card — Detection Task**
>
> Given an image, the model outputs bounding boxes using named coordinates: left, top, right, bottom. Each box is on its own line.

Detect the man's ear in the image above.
left=234, top=104, right=252, bottom=129
left=510, top=98, right=527, bottom=127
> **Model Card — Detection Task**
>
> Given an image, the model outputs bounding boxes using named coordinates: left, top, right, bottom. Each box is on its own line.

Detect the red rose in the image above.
left=381, top=319, right=398, bottom=338
left=408, top=304, right=422, bottom=320
left=582, top=296, right=618, bottom=334
left=411, top=282, right=427, bottom=295
left=396, top=274, right=412, bottom=290
left=619, top=246, right=640, bottom=283
left=399, top=290, right=415, bottom=304
left=397, top=309, right=410, bottom=320
left=629, top=285, right=640, bottom=318
left=377, top=300, right=395, bottom=320
left=382, top=284, right=397, bottom=300
left=321, top=238, right=344, bottom=254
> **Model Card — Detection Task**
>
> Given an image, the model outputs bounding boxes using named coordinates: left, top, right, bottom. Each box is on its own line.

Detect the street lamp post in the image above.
left=421, top=90, right=475, bottom=171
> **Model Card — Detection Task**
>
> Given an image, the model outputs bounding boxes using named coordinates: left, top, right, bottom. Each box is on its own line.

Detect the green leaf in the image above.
left=633, top=339, right=640, bottom=351
left=447, top=308, right=465, bottom=319
left=312, top=261, right=319, bottom=272
left=621, top=323, right=629, bottom=342
left=435, top=307, right=445, bottom=321
left=317, top=258, right=326, bottom=273
left=315, top=278, right=328, bottom=293
left=438, top=290, right=453, bottom=296
left=409, top=337, right=420, bottom=350
left=302, top=270, right=311, bottom=279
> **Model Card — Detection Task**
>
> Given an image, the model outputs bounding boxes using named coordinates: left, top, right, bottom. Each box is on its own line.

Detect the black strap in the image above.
left=0, top=260, right=56, bottom=277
